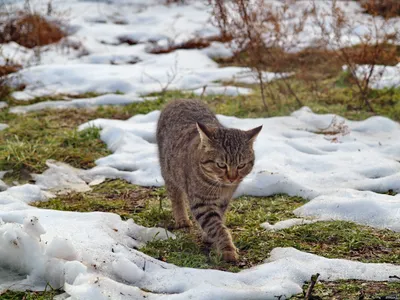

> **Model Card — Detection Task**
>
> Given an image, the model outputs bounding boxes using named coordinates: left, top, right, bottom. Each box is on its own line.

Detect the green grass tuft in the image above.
left=0, top=289, right=61, bottom=300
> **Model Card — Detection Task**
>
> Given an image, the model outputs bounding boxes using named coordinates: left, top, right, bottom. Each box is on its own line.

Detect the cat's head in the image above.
left=196, top=122, right=262, bottom=185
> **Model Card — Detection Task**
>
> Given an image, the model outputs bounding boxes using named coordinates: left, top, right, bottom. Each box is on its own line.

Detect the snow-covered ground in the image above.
left=1, top=0, right=400, bottom=299
left=3, top=0, right=400, bottom=104
left=1, top=185, right=400, bottom=299
left=78, top=106, right=400, bottom=232
left=2, top=106, right=400, bottom=298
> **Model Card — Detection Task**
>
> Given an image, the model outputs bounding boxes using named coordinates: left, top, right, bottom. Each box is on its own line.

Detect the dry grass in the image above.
left=217, top=43, right=399, bottom=81
left=165, top=0, right=186, bottom=4
left=209, top=0, right=400, bottom=113
left=148, top=35, right=232, bottom=54
left=0, top=62, right=21, bottom=101
left=359, top=0, right=400, bottom=18
left=0, top=13, right=65, bottom=48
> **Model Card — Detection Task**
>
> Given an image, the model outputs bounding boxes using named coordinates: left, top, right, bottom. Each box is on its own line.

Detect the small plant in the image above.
left=209, top=0, right=400, bottom=114
left=209, top=0, right=316, bottom=113
left=0, top=53, right=21, bottom=100
left=312, top=0, right=399, bottom=112
left=0, top=13, right=65, bottom=48
left=165, top=0, right=186, bottom=4
left=359, top=0, right=400, bottom=19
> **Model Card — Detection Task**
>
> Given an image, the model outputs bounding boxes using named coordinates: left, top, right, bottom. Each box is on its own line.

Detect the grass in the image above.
left=0, top=97, right=166, bottom=183
left=3, top=92, right=103, bottom=107
left=0, top=290, right=61, bottom=300
left=292, top=280, right=400, bottom=300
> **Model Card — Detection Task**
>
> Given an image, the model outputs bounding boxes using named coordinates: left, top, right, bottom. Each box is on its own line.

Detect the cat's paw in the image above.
left=175, top=219, right=193, bottom=229
left=222, top=250, right=239, bottom=263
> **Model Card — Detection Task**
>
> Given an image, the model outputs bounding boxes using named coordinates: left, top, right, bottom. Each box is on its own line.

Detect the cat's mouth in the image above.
left=219, top=177, right=242, bottom=185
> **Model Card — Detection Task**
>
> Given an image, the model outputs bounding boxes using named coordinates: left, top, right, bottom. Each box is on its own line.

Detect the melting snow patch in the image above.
left=353, top=63, right=400, bottom=90
left=10, top=52, right=265, bottom=99
left=0, top=123, right=8, bottom=131
left=192, top=85, right=252, bottom=96
left=261, top=218, right=319, bottom=231
left=60, top=247, right=400, bottom=300
left=0, top=184, right=174, bottom=293
left=32, top=160, right=101, bottom=194
left=9, top=94, right=149, bottom=113
left=295, top=190, right=400, bottom=232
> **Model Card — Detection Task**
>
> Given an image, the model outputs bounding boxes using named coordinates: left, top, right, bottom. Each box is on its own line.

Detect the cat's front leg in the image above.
left=190, top=201, right=238, bottom=262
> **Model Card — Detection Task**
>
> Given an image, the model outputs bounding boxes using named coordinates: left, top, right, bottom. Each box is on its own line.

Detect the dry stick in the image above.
left=264, top=47, right=303, bottom=108
left=266, top=81, right=281, bottom=108
left=304, top=273, right=320, bottom=300
left=257, top=69, right=269, bottom=113
left=237, top=0, right=269, bottom=113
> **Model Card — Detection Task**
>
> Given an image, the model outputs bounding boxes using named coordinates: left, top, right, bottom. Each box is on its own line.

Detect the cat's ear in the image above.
left=246, top=125, right=262, bottom=143
left=196, top=122, right=213, bottom=145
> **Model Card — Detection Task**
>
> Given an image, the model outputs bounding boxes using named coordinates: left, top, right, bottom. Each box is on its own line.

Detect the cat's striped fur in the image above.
left=156, top=99, right=261, bottom=262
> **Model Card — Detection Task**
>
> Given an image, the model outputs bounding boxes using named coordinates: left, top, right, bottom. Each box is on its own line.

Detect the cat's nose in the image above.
left=228, top=177, right=236, bottom=183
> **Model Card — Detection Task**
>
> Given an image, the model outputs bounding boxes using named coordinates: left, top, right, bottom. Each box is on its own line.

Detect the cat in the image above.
left=156, top=99, right=262, bottom=262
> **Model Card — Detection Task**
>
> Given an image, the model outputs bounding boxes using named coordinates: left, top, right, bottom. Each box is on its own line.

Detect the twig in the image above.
left=305, top=273, right=320, bottom=300
left=142, top=54, right=179, bottom=94
left=389, top=275, right=400, bottom=280
left=200, top=85, right=207, bottom=99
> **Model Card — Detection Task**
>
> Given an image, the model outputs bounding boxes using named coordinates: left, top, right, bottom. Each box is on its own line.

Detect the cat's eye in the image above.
left=238, top=163, right=246, bottom=169
left=217, top=162, right=226, bottom=168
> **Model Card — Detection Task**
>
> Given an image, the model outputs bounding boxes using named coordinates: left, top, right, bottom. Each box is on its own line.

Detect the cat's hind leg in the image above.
left=166, top=183, right=192, bottom=229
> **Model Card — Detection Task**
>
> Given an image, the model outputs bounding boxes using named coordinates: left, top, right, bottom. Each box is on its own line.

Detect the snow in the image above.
left=9, top=52, right=281, bottom=101
left=0, top=184, right=175, bottom=292
left=4, top=0, right=286, bottom=101
left=295, top=190, right=400, bottom=232
left=354, top=63, right=400, bottom=90
left=59, top=247, right=400, bottom=300
left=5, top=0, right=398, bottom=103
left=9, top=94, right=151, bottom=113
left=192, top=85, right=252, bottom=97
left=261, top=218, right=318, bottom=231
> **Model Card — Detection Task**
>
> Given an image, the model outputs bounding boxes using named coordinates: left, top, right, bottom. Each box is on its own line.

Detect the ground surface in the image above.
left=1, top=93, right=400, bottom=299
left=1, top=0, right=400, bottom=299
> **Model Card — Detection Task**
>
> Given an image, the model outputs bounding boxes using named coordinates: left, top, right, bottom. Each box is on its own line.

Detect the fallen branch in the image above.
left=305, top=273, right=320, bottom=300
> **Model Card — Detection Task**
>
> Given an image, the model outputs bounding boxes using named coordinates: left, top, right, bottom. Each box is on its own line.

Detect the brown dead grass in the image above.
left=118, top=36, right=138, bottom=46
left=294, top=280, right=400, bottom=300
left=0, top=63, right=21, bottom=100
left=149, top=35, right=232, bottom=54
left=216, top=43, right=400, bottom=81
left=165, top=0, right=186, bottom=4
left=0, top=13, right=65, bottom=48
left=0, top=64, right=21, bottom=76
left=359, top=0, right=400, bottom=18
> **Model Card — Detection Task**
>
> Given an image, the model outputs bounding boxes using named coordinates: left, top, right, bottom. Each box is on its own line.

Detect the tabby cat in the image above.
left=156, top=99, right=262, bottom=262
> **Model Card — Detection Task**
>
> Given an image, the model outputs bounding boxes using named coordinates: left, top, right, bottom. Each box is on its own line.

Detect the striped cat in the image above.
left=156, top=99, right=261, bottom=262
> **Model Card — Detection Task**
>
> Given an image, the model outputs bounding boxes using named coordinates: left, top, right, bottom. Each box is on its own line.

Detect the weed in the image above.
left=0, top=14, right=65, bottom=48
left=359, top=0, right=400, bottom=19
